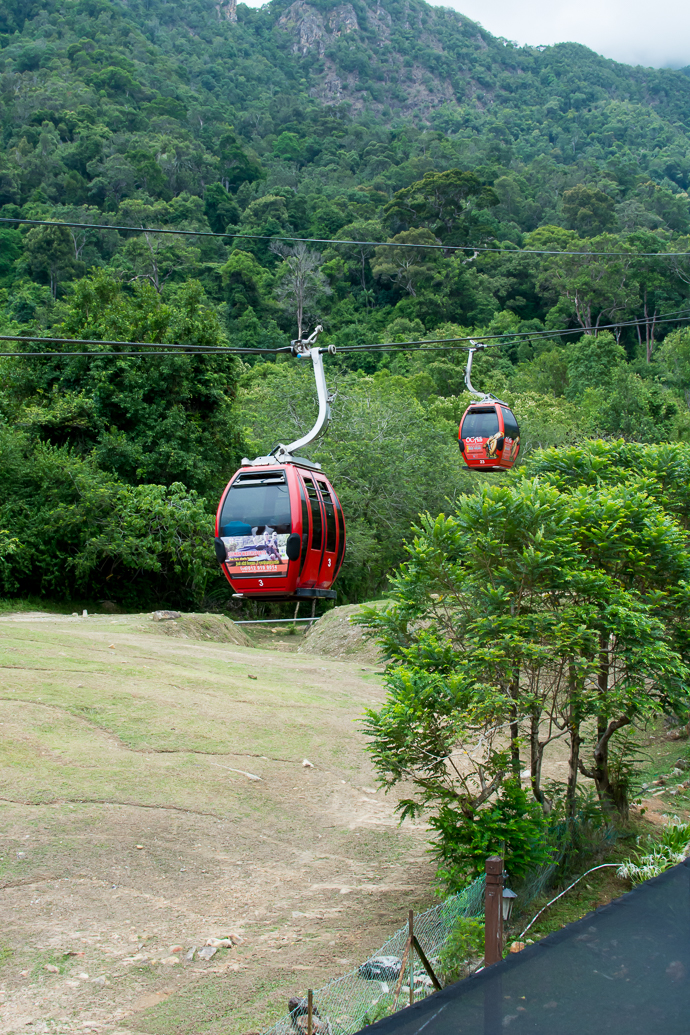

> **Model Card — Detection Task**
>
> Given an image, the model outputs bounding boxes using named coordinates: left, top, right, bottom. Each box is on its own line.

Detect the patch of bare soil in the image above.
left=0, top=613, right=431, bottom=1035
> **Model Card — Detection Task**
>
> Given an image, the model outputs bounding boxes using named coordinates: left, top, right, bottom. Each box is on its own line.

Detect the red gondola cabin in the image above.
left=458, top=401, right=520, bottom=472
left=214, top=462, right=345, bottom=600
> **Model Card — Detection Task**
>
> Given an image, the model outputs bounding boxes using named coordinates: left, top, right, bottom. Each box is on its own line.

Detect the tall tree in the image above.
left=24, top=224, right=79, bottom=298
left=218, top=130, right=264, bottom=193
left=360, top=464, right=690, bottom=833
left=385, top=169, right=499, bottom=243
left=332, top=220, right=385, bottom=295
left=271, top=242, right=331, bottom=340
left=538, top=234, right=636, bottom=334
left=8, top=270, right=241, bottom=496
left=561, top=184, right=616, bottom=236
left=371, top=228, right=443, bottom=297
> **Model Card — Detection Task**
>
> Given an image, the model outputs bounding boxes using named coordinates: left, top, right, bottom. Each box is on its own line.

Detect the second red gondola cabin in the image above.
left=214, top=462, right=345, bottom=600
left=458, top=401, right=520, bottom=472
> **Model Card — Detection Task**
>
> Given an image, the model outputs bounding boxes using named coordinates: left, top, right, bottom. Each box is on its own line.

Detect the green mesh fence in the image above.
left=261, top=876, right=486, bottom=1035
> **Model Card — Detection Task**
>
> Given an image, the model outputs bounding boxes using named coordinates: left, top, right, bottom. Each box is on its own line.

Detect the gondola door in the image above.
left=299, top=472, right=326, bottom=589
left=215, top=464, right=302, bottom=598
left=315, top=477, right=338, bottom=588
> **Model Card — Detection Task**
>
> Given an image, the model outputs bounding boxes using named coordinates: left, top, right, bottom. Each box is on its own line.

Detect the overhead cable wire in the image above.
left=335, top=308, right=690, bottom=351
left=0, top=333, right=225, bottom=350
left=0, top=333, right=292, bottom=355
left=3, top=215, right=690, bottom=258
left=2, top=308, right=690, bottom=359
left=0, top=349, right=269, bottom=357
left=0, top=350, right=224, bottom=357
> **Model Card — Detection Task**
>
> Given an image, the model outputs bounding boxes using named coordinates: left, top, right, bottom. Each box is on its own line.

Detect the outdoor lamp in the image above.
left=502, top=887, right=517, bottom=922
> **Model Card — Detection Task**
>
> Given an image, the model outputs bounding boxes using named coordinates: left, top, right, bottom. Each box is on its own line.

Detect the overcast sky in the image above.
left=438, top=0, right=690, bottom=69
left=241, top=0, right=690, bottom=70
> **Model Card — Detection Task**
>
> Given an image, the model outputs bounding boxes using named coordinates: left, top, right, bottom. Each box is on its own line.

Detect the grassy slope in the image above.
left=0, top=612, right=432, bottom=1035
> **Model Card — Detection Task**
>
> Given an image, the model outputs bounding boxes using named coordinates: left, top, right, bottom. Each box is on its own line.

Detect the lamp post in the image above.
left=485, top=860, right=519, bottom=966
left=502, top=887, right=518, bottom=923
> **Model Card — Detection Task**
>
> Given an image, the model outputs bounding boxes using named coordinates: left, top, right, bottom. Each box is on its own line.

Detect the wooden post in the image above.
left=393, top=929, right=411, bottom=1009
left=307, top=989, right=313, bottom=1035
left=411, top=935, right=442, bottom=991
left=392, top=907, right=443, bottom=1011
left=484, top=856, right=503, bottom=966
left=408, top=910, right=414, bottom=1006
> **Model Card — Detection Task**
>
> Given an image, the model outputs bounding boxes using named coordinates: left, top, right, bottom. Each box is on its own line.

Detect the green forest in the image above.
left=2, top=0, right=690, bottom=610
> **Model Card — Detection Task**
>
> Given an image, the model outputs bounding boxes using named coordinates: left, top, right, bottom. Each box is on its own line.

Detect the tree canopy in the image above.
left=360, top=441, right=690, bottom=881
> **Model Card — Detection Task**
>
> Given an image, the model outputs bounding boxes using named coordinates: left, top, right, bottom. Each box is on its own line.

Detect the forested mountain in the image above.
left=6, top=0, right=690, bottom=325
left=3, top=0, right=690, bottom=608
left=5, top=0, right=690, bottom=226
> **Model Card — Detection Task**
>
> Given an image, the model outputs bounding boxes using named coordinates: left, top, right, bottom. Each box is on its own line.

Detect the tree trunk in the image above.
left=591, top=716, right=631, bottom=817
left=509, top=671, right=521, bottom=779
left=589, top=634, right=621, bottom=815
left=296, top=294, right=303, bottom=340
left=649, top=307, right=658, bottom=363
left=566, top=722, right=581, bottom=819
left=565, top=662, right=581, bottom=821
left=589, top=631, right=633, bottom=815
left=530, top=707, right=550, bottom=813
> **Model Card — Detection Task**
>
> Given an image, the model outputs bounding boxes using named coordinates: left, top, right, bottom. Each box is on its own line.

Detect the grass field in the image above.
left=0, top=611, right=432, bottom=1035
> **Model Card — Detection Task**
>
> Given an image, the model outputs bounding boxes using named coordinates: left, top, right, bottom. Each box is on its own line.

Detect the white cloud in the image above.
left=239, top=0, right=690, bottom=69
left=436, top=0, right=690, bottom=68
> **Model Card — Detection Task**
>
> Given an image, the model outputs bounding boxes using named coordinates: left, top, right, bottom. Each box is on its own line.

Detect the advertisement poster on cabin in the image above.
left=221, top=533, right=290, bottom=575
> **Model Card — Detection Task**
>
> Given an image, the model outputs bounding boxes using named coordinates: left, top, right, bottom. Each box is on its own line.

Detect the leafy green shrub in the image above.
left=0, top=428, right=222, bottom=608
left=437, top=917, right=484, bottom=984
left=431, top=780, right=553, bottom=889
left=361, top=997, right=395, bottom=1027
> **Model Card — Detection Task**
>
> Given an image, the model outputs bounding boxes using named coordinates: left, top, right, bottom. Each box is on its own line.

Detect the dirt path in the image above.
left=0, top=614, right=432, bottom=1035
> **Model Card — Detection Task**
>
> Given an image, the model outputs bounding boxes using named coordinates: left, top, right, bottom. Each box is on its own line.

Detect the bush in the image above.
left=361, top=998, right=395, bottom=1027
left=0, top=428, right=222, bottom=608
left=437, top=917, right=484, bottom=984
left=431, top=780, right=553, bottom=889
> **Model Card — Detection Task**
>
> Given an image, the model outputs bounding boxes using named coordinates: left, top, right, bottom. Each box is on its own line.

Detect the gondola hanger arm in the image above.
left=465, top=339, right=498, bottom=402
left=242, top=325, right=336, bottom=468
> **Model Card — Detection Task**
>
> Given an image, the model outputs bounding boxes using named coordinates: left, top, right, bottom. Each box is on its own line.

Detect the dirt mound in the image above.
left=136, top=611, right=254, bottom=646
left=0, top=609, right=254, bottom=646
left=298, top=601, right=389, bottom=662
